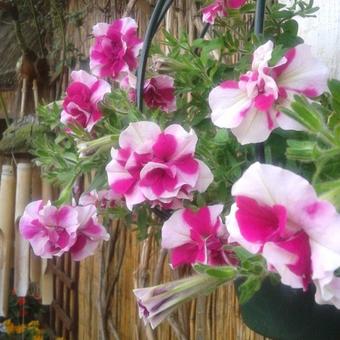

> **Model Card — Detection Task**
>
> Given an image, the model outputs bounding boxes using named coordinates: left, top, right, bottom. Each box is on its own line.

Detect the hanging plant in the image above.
left=14, top=0, right=340, bottom=339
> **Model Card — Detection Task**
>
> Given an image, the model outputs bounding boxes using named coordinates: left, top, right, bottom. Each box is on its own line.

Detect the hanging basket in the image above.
left=237, top=278, right=340, bottom=340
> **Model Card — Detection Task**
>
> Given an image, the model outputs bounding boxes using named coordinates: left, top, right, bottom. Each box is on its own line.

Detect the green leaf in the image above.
left=238, top=275, right=263, bottom=304
left=328, top=79, right=340, bottom=113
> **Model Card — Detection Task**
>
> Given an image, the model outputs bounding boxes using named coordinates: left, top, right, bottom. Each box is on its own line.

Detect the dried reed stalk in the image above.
left=14, top=163, right=32, bottom=296
left=40, top=178, right=54, bottom=305
left=30, top=166, right=42, bottom=283
left=0, top=165, right=16, bottom=316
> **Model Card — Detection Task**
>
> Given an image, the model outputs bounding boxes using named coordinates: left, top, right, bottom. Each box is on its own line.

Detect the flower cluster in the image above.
left=19, top=200, right=109, bottom=261
left=209, top=41, right=329, bottom=144
left=0, top=319, right=58, bottom=339
left=106, top=121, right=213, bottom=210
left=20, top=6, right=340, bottom=334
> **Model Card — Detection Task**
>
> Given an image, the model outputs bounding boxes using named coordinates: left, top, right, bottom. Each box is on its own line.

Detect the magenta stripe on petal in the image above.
left=236, top=196, right=287, bottom=243
left=220, top=80, right=239, bottom=89
left=111, top=177, right=136, bottom=194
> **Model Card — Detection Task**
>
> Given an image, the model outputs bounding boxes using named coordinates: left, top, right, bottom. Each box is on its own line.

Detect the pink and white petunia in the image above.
left=161, top=205, right=233, bottom=268
left=106, top=121, right=213, bottom=210
left=61, top=70, right=111, bottom=132
left=19, top=200, right=109, bottom=260
left=202, top=0, right=247, bottom=24
left=90, top=17, right=143, bottom=79
left=69, top=205, right=110, bottom=261
left=209, top=41, right=329, bottom=144
left=79, top=189, right=119, bottom=209
left=19, top=201, right=79, bottom=258
left=226, top=162, right=338, bottom=290
left=121, top=73, right=176, bottom=112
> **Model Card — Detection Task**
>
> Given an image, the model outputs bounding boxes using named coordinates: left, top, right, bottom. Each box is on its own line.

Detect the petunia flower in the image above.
left=79, top=189, right=119, bottom=209
left=121, top=73, right=176, bottom=113
left=202, top=0, right=247, bottom=24
left=226, top=162, right=337, bottom=290
left=161, top=205, right=232, bottom=267
left=90, top=17, right=143, bottom=80
left=61, top=70, right=111, bottom=132
left=209, top=41, right=329, bottom=144
left=19, top=200, right=79, bottom=258
left=19, top=201, right=109, bottom=260
left=134, top=274, right=227, bottom=329
left=106, top=121, right=213, bottom=210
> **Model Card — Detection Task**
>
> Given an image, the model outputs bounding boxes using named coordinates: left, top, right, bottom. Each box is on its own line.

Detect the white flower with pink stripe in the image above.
left=226, top=162, right=339, bottom=291
left=209, top=41, right=329, bottom=144
left=105, top=121, right=213, bottom=210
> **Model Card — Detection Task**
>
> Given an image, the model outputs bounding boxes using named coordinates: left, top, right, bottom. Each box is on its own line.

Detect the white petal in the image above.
left=193, top=160, right=214, bottom=193
left=277, top=44, right=329, bottom=96
left=70, top=70, right=97, bottom=88
left=209, top=81, right=252, bottom=129
left=119, top=121, right=161, bottom=152
left=231, top=107, right=275, bottom=144
left=161, top=209, right=191, bottom=249
left=262, top=242, right=304, bottom=289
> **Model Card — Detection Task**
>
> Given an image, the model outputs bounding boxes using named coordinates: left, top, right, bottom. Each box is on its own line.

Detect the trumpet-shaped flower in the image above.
left=209, top=41, right=329, bottom=144
left=106, top=121, right=213, bottom=210
left=61, top=70, right=111, bottom=131
left=161, top=205, right=231, bottom=267
left=19, top=201, right=109, bottom=260
left=226, top=162, right=338, bottom=290
left=202, top=0, right=247, bottom=24
left=90, top=17, right=143, bottom=79
left=134, top=274, right=226, bottom=329
left=121, top=73, right=176, bottom=113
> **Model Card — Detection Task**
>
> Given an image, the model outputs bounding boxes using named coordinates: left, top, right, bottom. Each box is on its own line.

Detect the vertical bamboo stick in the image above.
left=0, top=165, right=16, bottom=316
left=30, top=166, right=42, bottom=283
left=14, top=163, right=32, bottom=296
left=40, top=177, right=54, bottom=305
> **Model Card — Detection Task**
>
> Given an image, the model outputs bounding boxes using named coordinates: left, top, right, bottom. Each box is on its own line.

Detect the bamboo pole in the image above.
left=30, top=166, right=42, bottom=283
left=14, top=163, right=32, bottom=296
left=40, top=177, right=54, bottom=305
left=0, top=165, right=16, bottom=316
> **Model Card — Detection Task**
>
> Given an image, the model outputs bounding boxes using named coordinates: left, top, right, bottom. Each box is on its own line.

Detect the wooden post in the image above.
left=40, top=177, right=54, bottom=305
left=14, top=163, right=32, bottom=296
left=0, top=165, right=16, bottom=316
left=30, top=166, right=42, bottom=283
